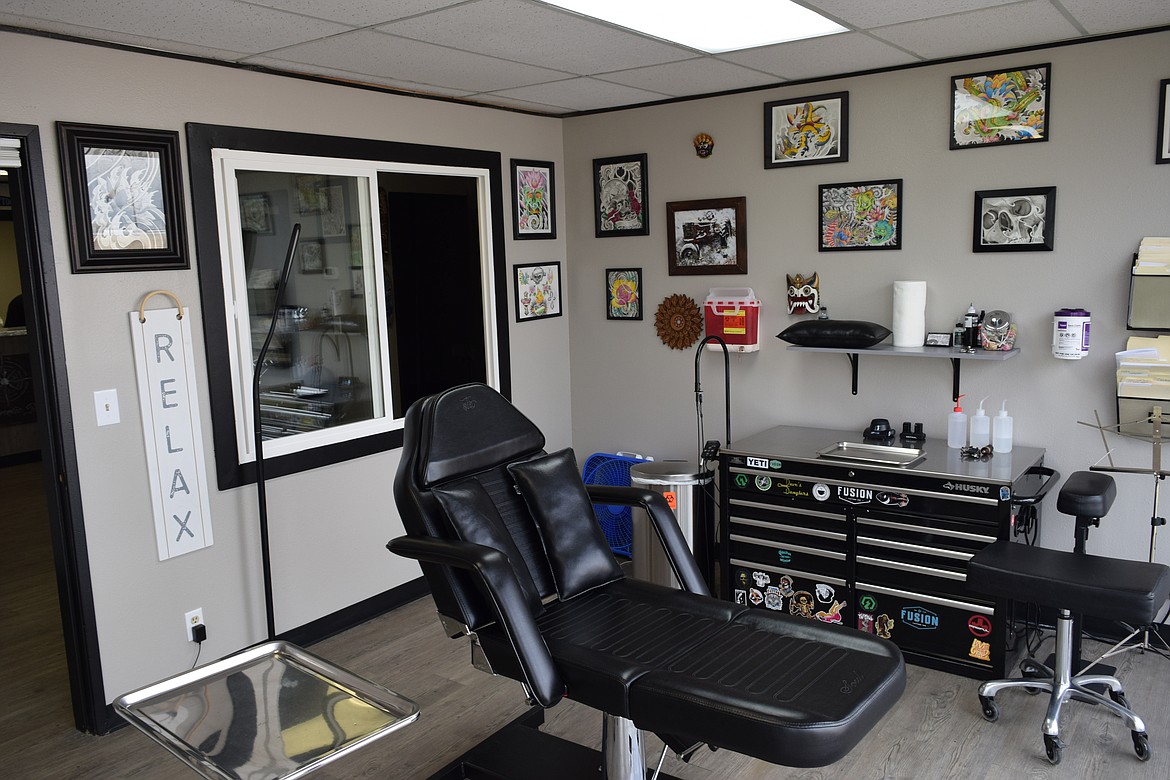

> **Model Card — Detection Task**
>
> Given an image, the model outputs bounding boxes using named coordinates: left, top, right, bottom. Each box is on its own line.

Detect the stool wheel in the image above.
left=1044, top=734, right=1063, bottom=765
left=978, top=695, right=999, bottom=722
left=1020, top=659, right=1049, bottom=695
left=1108, top=689, right=1130, bottom=709
left=1132, top=731, right=1151, bottom=762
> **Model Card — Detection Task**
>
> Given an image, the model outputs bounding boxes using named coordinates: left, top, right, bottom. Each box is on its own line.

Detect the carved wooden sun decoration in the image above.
left=654, top=293, right=703, bottom=350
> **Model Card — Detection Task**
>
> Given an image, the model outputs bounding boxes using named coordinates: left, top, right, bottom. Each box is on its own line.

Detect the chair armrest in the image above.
left=387, top=535, right=564, bottom=707
left=585, top=485, right=710, bottom=596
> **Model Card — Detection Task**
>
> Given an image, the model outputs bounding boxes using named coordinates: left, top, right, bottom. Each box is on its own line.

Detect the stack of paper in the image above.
left=1117, top=335, right=1170, bottom=399
left=1134, top=237, right=1170, bottom=275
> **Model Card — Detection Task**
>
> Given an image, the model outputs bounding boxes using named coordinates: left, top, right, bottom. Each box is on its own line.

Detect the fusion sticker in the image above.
left=901, top=606, right=940, bottom=630
left=836, top=485, right=873, bottom=505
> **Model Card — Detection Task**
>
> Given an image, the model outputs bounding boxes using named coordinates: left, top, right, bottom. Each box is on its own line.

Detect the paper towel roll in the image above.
left=892, top=281, right=926, bottom=347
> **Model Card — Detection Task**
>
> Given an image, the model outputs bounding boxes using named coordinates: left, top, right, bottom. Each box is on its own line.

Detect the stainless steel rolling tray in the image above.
left=816, top=441, right=926, bottom=467
left=115, top=641, right=419, bottom=779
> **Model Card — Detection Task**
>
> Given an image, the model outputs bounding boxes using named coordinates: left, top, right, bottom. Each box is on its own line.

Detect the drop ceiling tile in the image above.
left=379, top=0, right=697, bottom=76
left=0, top=14, right=252, bottom=60
left=243, top=57, right=477, bottom=97
left=0, top=0, right=351, bottom=53
left=719, top=32, right=919, bottom=81
left=250, top=29, right=570, bottom=94
left=806, top=0, right=1021, bottom=29
left=871, top=1, right=1081, bottom=60
left=601, top=58, right=780, bottom=96
left=1057, top=0, right=1170, bottom=34
left=244, top=0, right=467, bottom=27
left=489, top=77, right=671, bottom=113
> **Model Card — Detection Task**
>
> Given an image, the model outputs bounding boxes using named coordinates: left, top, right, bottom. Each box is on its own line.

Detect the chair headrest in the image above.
left=416, top=384, right=545, bottom=487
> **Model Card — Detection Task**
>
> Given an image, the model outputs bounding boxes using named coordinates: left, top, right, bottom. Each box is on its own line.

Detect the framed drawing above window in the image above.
left=57, top=122, right=189, bottom=273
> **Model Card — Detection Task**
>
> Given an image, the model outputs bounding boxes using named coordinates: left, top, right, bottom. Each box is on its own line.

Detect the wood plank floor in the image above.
left=5, top=458, right=1170, bottom=778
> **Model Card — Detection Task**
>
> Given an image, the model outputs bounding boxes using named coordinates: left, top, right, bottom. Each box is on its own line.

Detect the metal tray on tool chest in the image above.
left=816, top=441, right=926, bottom=468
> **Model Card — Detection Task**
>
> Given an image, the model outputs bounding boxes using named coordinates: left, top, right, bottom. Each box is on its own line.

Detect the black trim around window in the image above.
left=185, top=123, right=511, bottom=490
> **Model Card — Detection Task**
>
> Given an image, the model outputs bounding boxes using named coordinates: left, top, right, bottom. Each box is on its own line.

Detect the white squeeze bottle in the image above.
left=993, top=401, right=1014, bottom=453
left=948, top=394, right=968, bottom=448
left=970, top=397, right=991, bottom=448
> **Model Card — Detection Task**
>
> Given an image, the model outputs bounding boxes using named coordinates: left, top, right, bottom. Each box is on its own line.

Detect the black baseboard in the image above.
left=279, top=576, right=430, bottom=648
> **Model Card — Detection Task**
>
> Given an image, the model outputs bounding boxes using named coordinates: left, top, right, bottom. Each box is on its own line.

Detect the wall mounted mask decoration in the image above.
left=693, top=133, right=714, bottom=158
left=787, top=272, right=821, bottom=314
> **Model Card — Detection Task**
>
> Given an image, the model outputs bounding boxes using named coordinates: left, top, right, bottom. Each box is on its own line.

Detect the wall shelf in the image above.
left=786, top=344, right=1020, bottom=400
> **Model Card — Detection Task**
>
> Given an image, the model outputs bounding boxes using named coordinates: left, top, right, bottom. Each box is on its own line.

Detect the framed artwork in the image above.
left=239, top=192, right=273, bottom=234
left=298, top=241, right=324, bottom=273
left=764, top=91, right=849, bottom=168
left=951, top=63, right=1050, bottom=149
left=819, top=179, right=902, bottom=251
left=666, top=197, right=747, bottom=275
left=295, top=174, right=326, bottom=214
left=57, top=122, right=188, bottom=273
left=320, top=184, right=346, bottom=237
left=511, top=159, right=557, bottom=239
left=593, top=153, right=648, bottom=237
left=515, top=262, right=562, bottom=321
left=605, top=268, right=642, bottom=320
left=972, top=186, right=1055, bottom=252
left=1158, top=78, right=1170, bottom=164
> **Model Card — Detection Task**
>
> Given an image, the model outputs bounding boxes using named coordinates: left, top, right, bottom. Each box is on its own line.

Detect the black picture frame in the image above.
left=666, top=196, right=747, bottom=275
left=818, top=179, right=902, bottom=251
left=58, top=122, right=188, bottom=273
left=510, top=158, right=557, bottom=239
left=593, top=153, right=649, bottom=237
left=1158, top=78, right=1170, bottom=164
left=764, top=91, right=849, bottom=169
left=514, top=262, right=562, bottom=321
left=605, top=267, right=643, bottom=320
left=239, top=192, right=274, bottom=234
left=972, top=186, right=1056, bottom=252
left=950, top=63, right=1050, bottom=150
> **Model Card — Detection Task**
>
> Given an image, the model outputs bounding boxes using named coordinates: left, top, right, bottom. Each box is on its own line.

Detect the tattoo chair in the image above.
left=389, top=384, right=905, bottom=779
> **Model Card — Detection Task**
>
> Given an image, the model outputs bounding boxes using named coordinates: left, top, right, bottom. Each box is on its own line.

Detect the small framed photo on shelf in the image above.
left=819, top=179, right=902, bottom=251
left=605, top=268, right=642, bottom=320
left=593, top=153, right=648, bottom=237
left=1157, top=78, right=1170, bottom=164
left=511, top=159, right=557, bottom=239
left=666, top=196, right=747, bottom=275
left=764, top=91, right=848, bottom=169
left=515, top=262, right=562, bottom=321
left=951, top=63, right=1050, bottom=149
left=57, top=122, right=189, bottom=273
left=972, top=186, right=1056, bottom=252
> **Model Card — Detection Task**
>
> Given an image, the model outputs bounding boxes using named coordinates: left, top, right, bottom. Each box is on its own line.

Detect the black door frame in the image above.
left=2, top=122, right=107, bottom=733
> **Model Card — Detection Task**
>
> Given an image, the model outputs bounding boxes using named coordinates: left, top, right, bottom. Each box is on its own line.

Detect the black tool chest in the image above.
left=719, top=425, right=1047, bottom=679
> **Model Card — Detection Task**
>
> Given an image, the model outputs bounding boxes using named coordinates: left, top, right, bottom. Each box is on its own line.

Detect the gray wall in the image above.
left=563, top=31, right=1170, bottom=564
left=0, top=31, right=570, bottom=704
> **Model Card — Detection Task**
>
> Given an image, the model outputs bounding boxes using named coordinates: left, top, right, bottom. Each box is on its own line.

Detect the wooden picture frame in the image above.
left=972, top=186, right=1055, bottom=252
left=666, top=197, right=747, bottom=274
left=57, top=122, right=188, bottom=273
left=605, top=267, right=642, bottom=320
left=764, top=91, right=849, bottom=168
left=515, top=262, right=562, bottom=321
left=511, top=159, right=557, bottom=239
left=951, top=63, right=1050, bottom=149
left=593, top=153, right=648, bottom=237
left=819, top=180, right=902, bottom=251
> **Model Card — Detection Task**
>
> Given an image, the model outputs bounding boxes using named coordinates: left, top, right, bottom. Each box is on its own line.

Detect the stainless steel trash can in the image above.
left=630, top=461, right=713, bottom=589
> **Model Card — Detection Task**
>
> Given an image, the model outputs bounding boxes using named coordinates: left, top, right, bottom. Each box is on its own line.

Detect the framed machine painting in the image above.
left=605, top=267, right=642, bottom=320
left=511, top=159, right=557, bottom=239
left=593, top=153, right=648, bottom=237
left=951, top=63, right=1049, bottom=149
left=57, top=122, right=188, bottom=273
left=764, top=91, right=849, bottom=168
left=666, top=197, right=746, bottom=275
left=972, top=186, right=1055, bottom=252
left=819, top=180, right=902, bottom=251
left=515, top=262, right=562, bottom=321
left=1158, top=78, right=1170, bottom=164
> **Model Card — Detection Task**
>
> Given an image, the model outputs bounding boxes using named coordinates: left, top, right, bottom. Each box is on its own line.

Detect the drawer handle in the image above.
left=857, top=555, right=966, bottom=581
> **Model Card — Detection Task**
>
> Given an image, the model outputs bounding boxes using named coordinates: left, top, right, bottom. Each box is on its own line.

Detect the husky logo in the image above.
left=837, top=486, right=873, bottom=505
left=901, top=606, right=939, bottom=630
left=942, top=481, right=991, bottom=495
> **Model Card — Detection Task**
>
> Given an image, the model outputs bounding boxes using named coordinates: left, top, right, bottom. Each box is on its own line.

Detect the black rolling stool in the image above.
left=967, top=472, right=1170, bottom=765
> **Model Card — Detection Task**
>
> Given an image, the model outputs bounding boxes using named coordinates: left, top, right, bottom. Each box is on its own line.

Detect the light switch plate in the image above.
left=94, top=389, right=120, bottom=426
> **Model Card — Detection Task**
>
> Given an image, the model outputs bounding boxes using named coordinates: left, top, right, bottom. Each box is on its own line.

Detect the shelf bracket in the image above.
left=950, top=357, right=961, bottom=402
left=847, top=353, right=859, bottom=395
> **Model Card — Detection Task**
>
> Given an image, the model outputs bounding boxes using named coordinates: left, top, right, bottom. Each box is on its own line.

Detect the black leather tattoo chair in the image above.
left=389, top=384, right=905, bottom=778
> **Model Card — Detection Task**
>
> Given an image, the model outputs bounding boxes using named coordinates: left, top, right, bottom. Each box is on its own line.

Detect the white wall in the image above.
left=0, top=31, right=570, bottom=704
left=563, top=31, right=1170, bottom=564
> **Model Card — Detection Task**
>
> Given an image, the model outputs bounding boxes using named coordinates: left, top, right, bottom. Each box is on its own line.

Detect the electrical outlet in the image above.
left=185, top=608, right=204, bottom=642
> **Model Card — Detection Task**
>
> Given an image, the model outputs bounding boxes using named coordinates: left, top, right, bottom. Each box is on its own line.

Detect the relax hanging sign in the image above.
left=130, top=300, right=213, bottom=560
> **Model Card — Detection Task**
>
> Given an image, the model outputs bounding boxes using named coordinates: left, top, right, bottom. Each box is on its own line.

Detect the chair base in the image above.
left=977, top=609, right=1152, bottom=765
left=429, top=708, right=686, bottom=780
